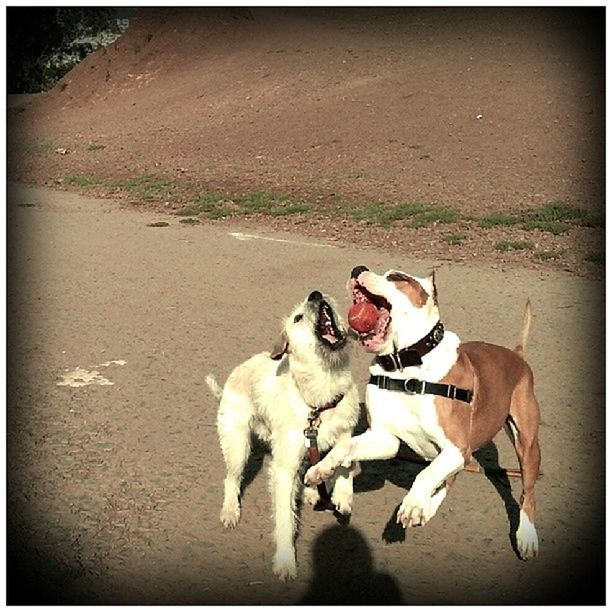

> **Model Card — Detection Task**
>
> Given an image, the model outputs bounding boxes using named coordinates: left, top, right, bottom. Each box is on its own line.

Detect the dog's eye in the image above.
left=293, top=314, right=303, bottom=323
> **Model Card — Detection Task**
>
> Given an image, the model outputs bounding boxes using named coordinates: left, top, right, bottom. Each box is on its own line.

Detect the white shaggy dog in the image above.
left=206, top=290, right=360, bottom=581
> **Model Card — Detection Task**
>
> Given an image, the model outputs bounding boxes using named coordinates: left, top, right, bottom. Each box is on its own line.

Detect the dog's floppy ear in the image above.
left=270, top=330, right=290, bottom=360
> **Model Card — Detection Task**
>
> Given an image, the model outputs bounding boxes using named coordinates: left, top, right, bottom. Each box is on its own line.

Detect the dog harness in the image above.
left=304, top=393, right=344, bottom=511
left=376, top=320, right=445, bottom=371
left=369, top=374, right=473, bottom=404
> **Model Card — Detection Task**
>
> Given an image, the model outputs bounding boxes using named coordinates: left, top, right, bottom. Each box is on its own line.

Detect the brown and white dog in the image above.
left=305, top=266, right=541, bottom=560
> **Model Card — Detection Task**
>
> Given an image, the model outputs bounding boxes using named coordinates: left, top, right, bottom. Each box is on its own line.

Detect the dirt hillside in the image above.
left=7, top=7, right=604, bottom=274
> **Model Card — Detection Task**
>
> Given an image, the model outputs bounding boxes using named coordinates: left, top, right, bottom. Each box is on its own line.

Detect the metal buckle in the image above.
left=404, top=379, right=425, bottom=395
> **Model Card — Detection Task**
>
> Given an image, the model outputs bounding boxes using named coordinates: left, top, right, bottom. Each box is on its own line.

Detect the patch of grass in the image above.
left=442, top=232, right=467, bottom=246
left=101, top=175, right=177, bottom=203
left=533, top=250, right=562, bottom=261
left=123, top=175, right=176, bottom=202
left=346, top=201, right=455, bottom=227
left=176, top=191, right=309, bottom=219
left=410, top=208, right=457, bottom=228
left=495, top=239, right=534, bottom=252
left=522, top=202, right=589, bottom=235
left=66, top=175, right=97, bottom=187
left=269, top=203, right=311, bottom=216
left=478, top=213, right=518, bottom=228
left=176, top=193, right=233, bottom=219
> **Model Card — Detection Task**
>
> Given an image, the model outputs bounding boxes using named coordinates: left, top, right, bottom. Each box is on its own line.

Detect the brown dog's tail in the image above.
left=514, top=299, right=533, bottom=356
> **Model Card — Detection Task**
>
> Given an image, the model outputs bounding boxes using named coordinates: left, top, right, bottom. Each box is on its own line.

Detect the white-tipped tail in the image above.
left=515, top=299, right=533, bottom=356
left=205, top=374, right=224, bottom=400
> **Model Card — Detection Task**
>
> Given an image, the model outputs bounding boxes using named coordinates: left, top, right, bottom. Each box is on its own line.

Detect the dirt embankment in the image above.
left=7, top=7, right=604, bottom=276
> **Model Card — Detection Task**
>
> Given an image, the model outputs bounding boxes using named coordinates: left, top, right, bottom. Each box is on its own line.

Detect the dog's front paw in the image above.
left=516, top=511, right=539, bottom=560
left=302, top=485, right=320, bottom=507
left=220, top=500, right=241, bottom=528
left=272, top=551, right=297, bottom=582
left=305, top=462, right=335, bottom=486
left=396, top=490, right=433, bottom=528
left=331, top=492, right=352, bottom=516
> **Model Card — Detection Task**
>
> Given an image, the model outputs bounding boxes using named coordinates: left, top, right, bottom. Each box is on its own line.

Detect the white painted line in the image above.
left=229, top=231, right=335, bottom=248
left=56, top=360, right=126, bottom=388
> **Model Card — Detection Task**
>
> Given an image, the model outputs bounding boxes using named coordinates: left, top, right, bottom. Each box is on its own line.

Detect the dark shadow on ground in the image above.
left=300, top=524, right=404, bottom=604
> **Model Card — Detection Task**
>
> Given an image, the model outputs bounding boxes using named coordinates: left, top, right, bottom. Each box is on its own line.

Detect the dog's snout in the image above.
left=308, top=290, right=323, bottom=302
left=351, top=265, right=369, bottom=279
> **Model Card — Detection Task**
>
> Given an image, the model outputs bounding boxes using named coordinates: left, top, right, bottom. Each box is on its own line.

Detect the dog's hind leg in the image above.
left=507, top=374, right=541, bottom=560
left=269, top=434, right=303, bottom=581
left=217, top=393, right=253, bottom=528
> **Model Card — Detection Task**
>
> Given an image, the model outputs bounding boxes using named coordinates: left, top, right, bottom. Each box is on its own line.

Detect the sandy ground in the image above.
left=7, top=183, right=604, bottom=604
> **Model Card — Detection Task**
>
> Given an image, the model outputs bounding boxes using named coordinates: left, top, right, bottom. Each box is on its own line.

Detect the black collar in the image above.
left=369, top=374, right=473, bottom=404
left=376, top=321, right=445, bottom=372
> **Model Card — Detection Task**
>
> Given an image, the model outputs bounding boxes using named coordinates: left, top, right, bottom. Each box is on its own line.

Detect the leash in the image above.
left=304, top=393, right=344, bottom=511
left=369, top=374, right=473, bottom=404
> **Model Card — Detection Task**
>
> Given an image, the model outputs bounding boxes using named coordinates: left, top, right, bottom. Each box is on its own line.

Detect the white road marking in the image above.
left=229, top=231, right=335, bottom=248
left=56, top=360, right=126, bottom=388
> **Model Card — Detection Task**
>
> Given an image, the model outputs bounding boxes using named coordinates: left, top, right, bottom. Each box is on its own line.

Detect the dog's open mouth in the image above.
left=349, top=277, right=391, bottom=352
left=316, top=301, right=346, bottom=349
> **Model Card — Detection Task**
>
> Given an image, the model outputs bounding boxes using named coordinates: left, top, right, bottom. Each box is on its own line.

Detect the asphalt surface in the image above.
left=7, top=183, right=605, bottom=604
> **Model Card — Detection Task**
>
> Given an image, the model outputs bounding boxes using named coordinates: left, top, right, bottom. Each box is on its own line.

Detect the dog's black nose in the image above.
left=351, top=265, right=369, bottom=279
left=308, top=290, right=323, bottom=302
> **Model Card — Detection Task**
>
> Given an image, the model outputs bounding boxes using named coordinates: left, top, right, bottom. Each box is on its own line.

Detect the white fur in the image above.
left=306, top=270, right=464, bottom=526
left=210, top=294, right=359, bottom=581
left=306, top=268, right=541, bottom=560
left=516, top=509, right=539, bottom=559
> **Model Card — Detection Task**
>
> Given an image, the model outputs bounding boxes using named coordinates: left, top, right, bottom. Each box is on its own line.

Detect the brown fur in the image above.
left=435, top=341, right=541, bottom=523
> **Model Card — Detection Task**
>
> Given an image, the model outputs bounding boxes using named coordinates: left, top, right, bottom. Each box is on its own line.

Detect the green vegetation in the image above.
left=533, top=250, right=562, bottom=261
left=347, top=201, right=456, bottom=228
left=58, top=174, right=603, bottom=276
left=478, top=213, right=518, bottom=228
left=174, top=190, right=311, bottom=220
left=66, top=174, right=97, bottom=187
left=495, top=240, right=534, bottom=252
left=65, top=173, right=177, bottom=203
left=522, top=202, right=589, bottom=235
left=8, top=8, right=125, bottom=93
left=442, top=232, right=467, bottom=246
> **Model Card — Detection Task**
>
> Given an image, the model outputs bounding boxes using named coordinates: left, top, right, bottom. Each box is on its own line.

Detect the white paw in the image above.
left=397, top=489, right=433, bottom=528
left=220, top=501, right=240, bottom=528
left=304, top=462, right=335, bottom=486
left=331, top=491, right=352, bottom=516
left=272, top=551, right=297, bottom=581
left=302, top=486, right=320, bottom=507
left=516, top=510, right=539, bottom=560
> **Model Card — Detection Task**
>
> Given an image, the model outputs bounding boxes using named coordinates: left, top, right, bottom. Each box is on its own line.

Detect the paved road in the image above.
left=7, top=183, right=605, bottom=604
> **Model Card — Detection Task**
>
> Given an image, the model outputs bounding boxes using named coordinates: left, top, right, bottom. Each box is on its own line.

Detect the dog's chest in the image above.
left=366, top=385, right=447, bottom=459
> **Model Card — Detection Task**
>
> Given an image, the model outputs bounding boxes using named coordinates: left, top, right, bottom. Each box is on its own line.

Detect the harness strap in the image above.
left=369, top=374, right=473, bottom=404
